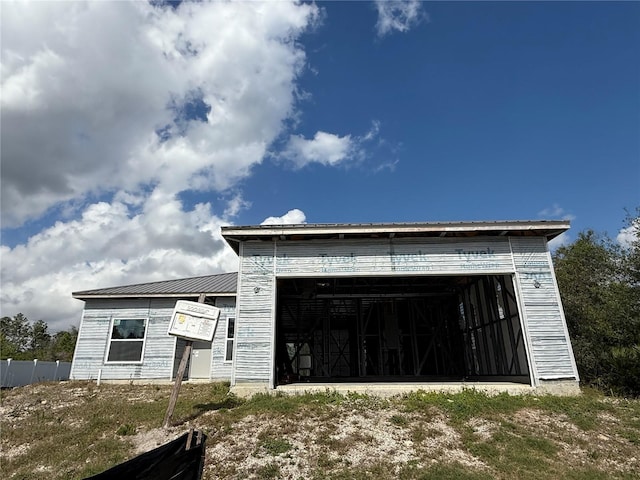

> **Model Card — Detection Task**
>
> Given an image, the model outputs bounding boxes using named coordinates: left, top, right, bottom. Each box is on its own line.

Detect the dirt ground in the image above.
left=1, top=382, right=639, bottom=479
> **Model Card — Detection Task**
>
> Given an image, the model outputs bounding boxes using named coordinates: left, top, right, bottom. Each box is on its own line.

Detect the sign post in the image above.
left=163, top=296, right=220, bottom=428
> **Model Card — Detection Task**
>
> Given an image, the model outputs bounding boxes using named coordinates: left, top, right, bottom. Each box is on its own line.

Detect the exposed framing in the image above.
left=274, top=274, right=531, bottom=386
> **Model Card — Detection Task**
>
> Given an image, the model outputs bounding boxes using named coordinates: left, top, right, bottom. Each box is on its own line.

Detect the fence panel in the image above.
left=1, top=360, right=72, bottom=388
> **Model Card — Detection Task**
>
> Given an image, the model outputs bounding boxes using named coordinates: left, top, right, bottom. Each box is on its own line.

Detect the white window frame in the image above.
left=224, top=317, right=235, bottom=363
left=105, top=317, right=148, bottom=364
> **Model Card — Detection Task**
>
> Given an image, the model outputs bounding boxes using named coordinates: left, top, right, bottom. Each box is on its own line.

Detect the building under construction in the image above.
left=71, top=221, right=580, bottom=396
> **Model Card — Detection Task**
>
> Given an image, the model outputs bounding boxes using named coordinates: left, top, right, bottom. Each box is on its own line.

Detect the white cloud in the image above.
left=0, top=1, right=323, bottom=330
left=261, top=209, right=307, bottom=226
left=375, top=0, right=425, bottom=38
left=224, top=193, right=252, bottom=219
left=282, top=131, right=356, bottom=168
left=1, top=0, right=320, bottom=226
left=0, top=188, right=240, bottom=331
left=281, top=121, right=382, bottom=169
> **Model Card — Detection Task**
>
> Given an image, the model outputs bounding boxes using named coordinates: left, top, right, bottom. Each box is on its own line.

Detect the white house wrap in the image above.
left=71, top=221, right=579, bottom=395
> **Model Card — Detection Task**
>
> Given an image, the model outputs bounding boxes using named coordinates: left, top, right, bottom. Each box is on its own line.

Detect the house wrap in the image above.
left=71, top=221, right=580, bottom=395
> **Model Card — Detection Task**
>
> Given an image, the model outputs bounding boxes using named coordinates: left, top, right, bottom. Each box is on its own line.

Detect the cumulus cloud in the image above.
left=0, top=188, right=239, bottom=330
left=0, top=1, right=322, bottom=330
left=261, top=209, right=307, bottom=226
left=281, top=121, right=382, bottom=168
left=375, top=0, right=426, bottom=38
left=282, top=131, right=356, bottom=168
left=1, top=0, right=320, bottom=226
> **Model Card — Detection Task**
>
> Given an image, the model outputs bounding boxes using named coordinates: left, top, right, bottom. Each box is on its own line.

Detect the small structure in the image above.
left=71, top=273, right=237, bottom=382
left=71, top=221, right=580, bottom=395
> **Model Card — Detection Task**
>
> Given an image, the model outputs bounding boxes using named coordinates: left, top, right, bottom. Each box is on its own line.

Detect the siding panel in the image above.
left=72, top=299, right=177, bottom=380
left=234, top=243, right=275, bottom=383
left=511, top=237, right=578, bottom=381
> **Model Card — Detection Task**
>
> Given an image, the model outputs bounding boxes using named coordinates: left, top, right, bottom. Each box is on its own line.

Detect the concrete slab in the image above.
left=274, top=382, right=536, bottom=398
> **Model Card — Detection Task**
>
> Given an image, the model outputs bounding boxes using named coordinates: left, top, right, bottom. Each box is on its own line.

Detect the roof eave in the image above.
left=221, top=220, right=570, bottom=251
left=72, top=291, right=237, bottom=300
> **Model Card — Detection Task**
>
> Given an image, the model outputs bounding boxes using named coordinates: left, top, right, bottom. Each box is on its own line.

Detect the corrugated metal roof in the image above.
left=73, top=272, right=237, bottom=299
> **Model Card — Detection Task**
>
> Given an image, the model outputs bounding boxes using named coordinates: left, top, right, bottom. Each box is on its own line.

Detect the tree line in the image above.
left=553, top=210, right=639, bottom=396
left=1, top=313, right=78, bottom=362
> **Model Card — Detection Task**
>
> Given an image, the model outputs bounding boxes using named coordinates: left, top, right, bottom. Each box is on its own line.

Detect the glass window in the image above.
left=225, top=317, right=235, bottom=362
left=106, top=318, right=147, bottom=363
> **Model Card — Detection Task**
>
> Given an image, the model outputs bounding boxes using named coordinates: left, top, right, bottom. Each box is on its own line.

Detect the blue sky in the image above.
left=1, top=1, right=638, bottom=330
left=242, top=1, right=639, bottom=230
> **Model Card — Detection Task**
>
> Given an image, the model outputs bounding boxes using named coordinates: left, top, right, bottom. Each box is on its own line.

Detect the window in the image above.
left=225, top=317, right=235, bottom=362
left=106, top=318, right=147, bottom=363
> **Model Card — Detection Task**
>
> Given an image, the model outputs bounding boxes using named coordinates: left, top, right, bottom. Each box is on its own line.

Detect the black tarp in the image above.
left=84, top=430, right=207, bottom=480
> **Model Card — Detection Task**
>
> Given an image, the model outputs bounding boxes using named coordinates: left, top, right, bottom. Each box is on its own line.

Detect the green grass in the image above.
left=2, top=382, right=639, bottom=480
left=255, top=435, right=294, bottom=456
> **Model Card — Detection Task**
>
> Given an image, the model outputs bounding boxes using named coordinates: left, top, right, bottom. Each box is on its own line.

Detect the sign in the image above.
left=168, top=300, right=220, bottom=342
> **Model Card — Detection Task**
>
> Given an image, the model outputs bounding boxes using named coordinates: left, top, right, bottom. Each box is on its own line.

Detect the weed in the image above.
left=115, top=423, right=136, bottom=436
left=390, top=414, right=408, bottom=427
left=256, top=436, right=293, bottom=456
left=257, top=462, right=280, bottom=479
left=620, top=429, right=639, bottom=445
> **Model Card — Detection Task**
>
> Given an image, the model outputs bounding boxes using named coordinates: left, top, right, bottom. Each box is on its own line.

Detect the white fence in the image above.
left=1, top=359, right=72, bottom=388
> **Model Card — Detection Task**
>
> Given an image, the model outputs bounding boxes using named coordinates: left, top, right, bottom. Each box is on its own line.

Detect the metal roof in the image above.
left=221, top=220, right=570, bottom=253
left=73, top=272, right=237, bottom=299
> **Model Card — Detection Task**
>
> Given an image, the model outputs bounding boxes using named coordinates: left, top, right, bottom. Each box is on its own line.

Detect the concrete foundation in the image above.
left=232, top=379, right=581, bottom=398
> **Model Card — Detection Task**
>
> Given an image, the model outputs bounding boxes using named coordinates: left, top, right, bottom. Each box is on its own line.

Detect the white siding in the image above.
left=510, top=237, right=578, bottom=381
left=233, top=243, right=276, bottom=384
left=71, top=299, right=178, bottom=380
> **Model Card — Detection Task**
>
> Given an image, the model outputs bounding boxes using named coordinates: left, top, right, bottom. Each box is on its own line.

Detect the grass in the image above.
left=2, top=382, right=639, bottom=479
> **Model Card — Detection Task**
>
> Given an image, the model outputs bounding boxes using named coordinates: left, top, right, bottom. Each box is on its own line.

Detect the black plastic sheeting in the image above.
left=84, top=430, right=207, bottom=480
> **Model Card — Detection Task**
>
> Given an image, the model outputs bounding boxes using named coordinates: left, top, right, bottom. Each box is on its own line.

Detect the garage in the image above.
left=222, top=220, right=579, bottom=396
left=275, top=274, right=529, bottom=386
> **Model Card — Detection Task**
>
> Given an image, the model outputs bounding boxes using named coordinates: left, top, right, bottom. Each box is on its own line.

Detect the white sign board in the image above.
left=168, top=300, right=221, bottom=342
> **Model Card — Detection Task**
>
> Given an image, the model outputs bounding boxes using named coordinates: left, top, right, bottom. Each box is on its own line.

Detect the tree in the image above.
left=50, top=326, right=78, bottom=362
left=31, top=319, right=52, bottom=358
left=1, top=313, right=33, bottom=359
left=553, top=212, right=640, bottom=396
left=1, top=314, right=78, bottom=361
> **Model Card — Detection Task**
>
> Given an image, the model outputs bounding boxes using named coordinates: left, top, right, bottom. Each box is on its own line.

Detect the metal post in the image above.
left=2, top=358, right=11, bottom=387
left=30, top=359, right=38, bottom=383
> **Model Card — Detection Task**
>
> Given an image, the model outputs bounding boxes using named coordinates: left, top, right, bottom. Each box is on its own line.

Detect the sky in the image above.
left=1, top=0, right=639, bottom=332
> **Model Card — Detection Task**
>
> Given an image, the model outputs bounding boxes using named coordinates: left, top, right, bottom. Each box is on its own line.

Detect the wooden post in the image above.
left=163, top=294, right=206, bottom=429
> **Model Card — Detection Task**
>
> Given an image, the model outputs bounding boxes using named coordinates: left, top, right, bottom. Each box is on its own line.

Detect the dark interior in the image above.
left=275, top=274, right=530, bottom=386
